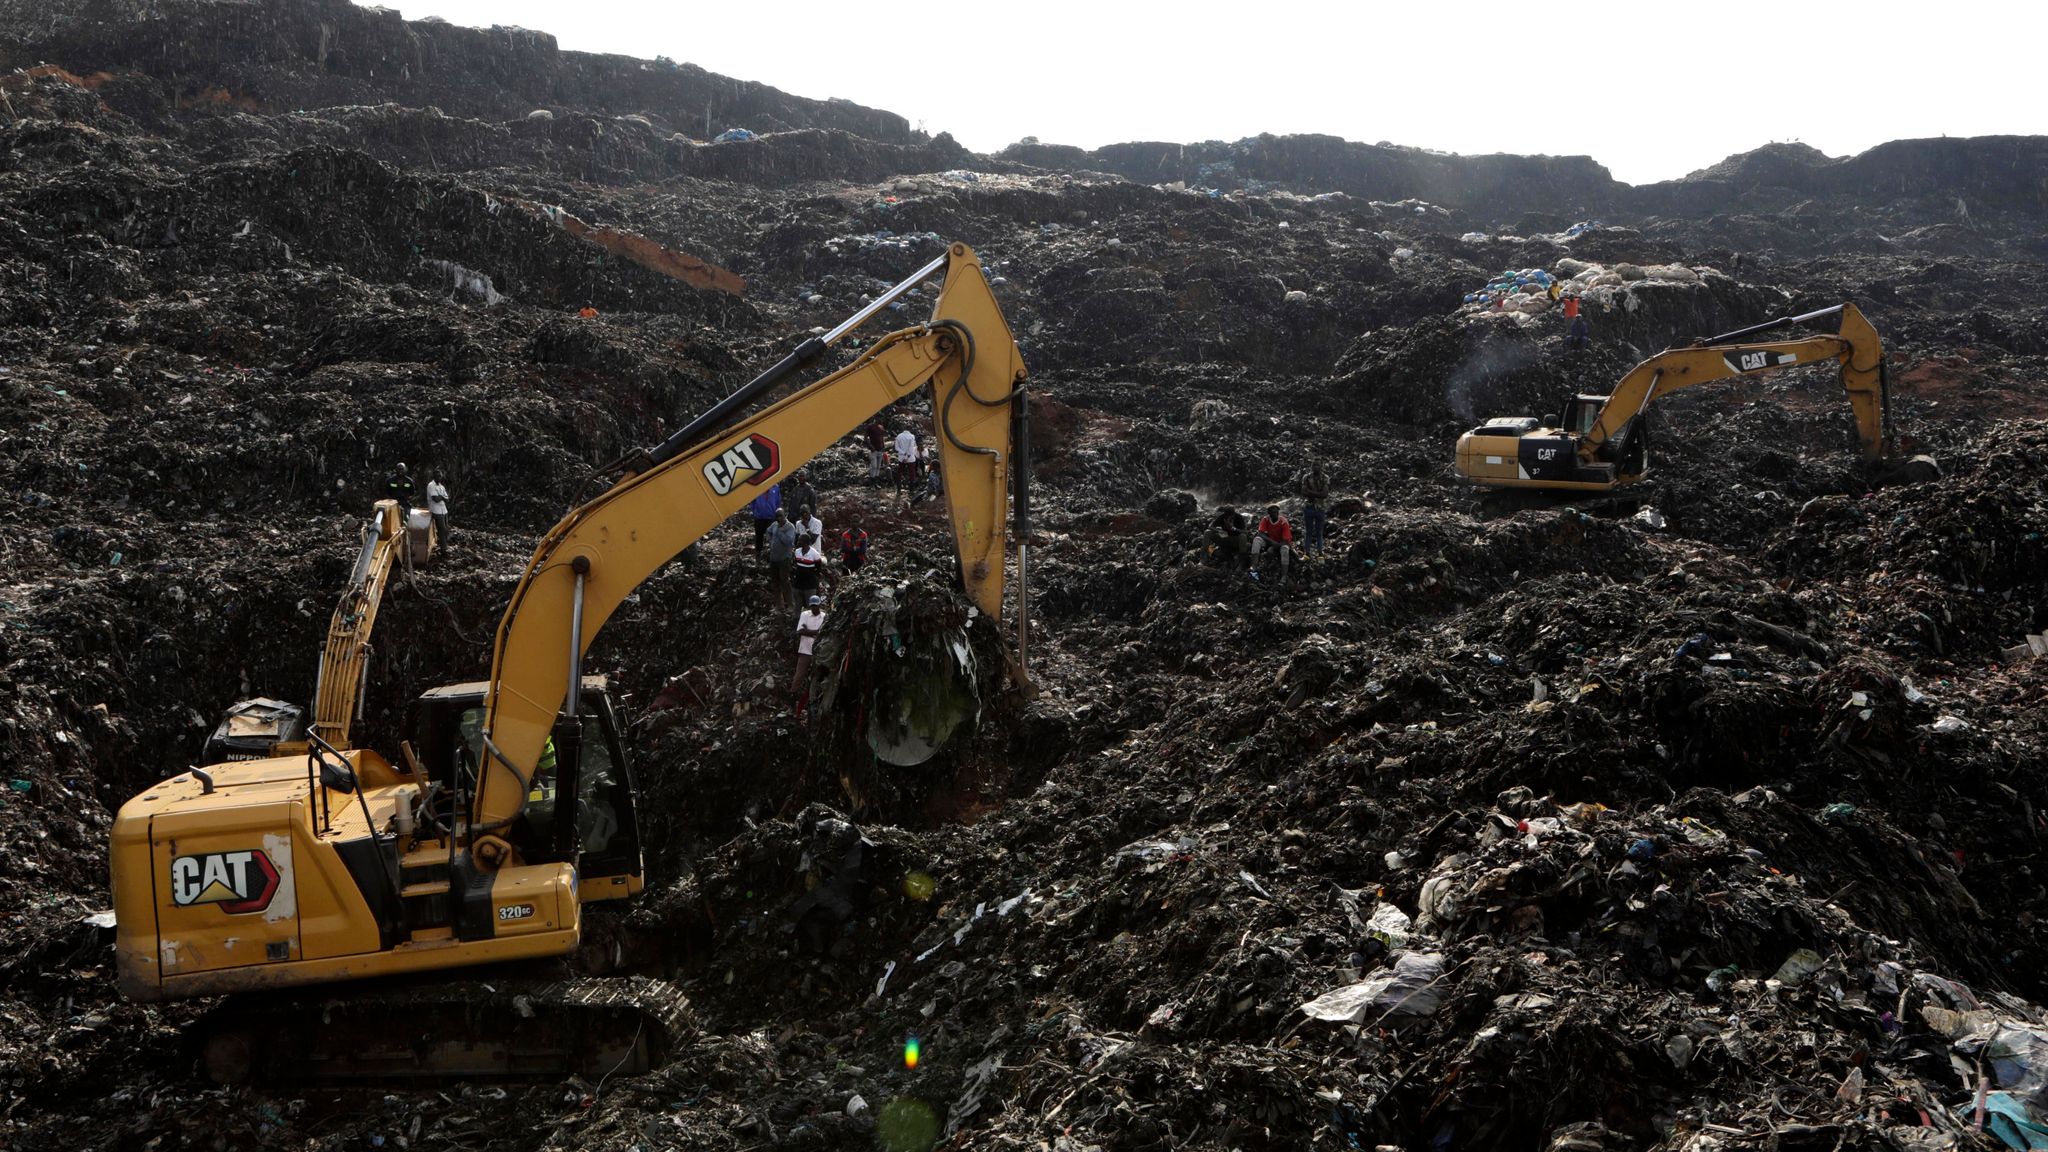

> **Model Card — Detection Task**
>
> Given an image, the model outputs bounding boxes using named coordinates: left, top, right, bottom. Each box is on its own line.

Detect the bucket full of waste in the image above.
left=811, top=571, right=998, bottom=769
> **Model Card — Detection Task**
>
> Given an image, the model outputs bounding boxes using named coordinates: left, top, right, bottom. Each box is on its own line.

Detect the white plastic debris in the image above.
left=1367, top=903, right=1412, bottom=948
left=422, top=259, right=505, bottom=306
left=1930, top=715, right=1972, bottom=735
left=1299, top=951, right=1446, bottom=1023
left=1770, top=948, right=1824, bottom=986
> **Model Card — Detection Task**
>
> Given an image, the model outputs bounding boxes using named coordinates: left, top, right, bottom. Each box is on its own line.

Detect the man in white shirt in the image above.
left=794, top=504, right=824, bottom=545
left=893, top=427, right=921, bottom=492
left=792, top=595, right=827, bottom=712
left=425, top=474, right=451, bottom=541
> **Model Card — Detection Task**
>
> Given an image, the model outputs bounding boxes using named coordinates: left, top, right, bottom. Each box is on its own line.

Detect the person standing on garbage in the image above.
left=792, top=595, right=827, bottom=713
left=748, top=483, right=782, bottom=555
left=1252, top=504, right=1294, bottom=582
left=386, top=461, right=416, bottom=506
left=863, top=420, right=889, bottom=484
left=425, top=473, right=451, bottom=542
left=791, top=531, right=826, bottom=607
left=785, top=470, right=819, bottom=529
left=794, top=502, right=824, bottom=546
left=894, top=425, right=921, bottom=495
left=838, top=513, right=870, bottom=574
left=763, top=508, right=797, bottom=607
left=1298, top=463, right=1330, bottom=555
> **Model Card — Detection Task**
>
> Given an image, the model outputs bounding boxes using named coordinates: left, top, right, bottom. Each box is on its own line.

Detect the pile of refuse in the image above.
left=4, top=1, right=2048, bottom=1149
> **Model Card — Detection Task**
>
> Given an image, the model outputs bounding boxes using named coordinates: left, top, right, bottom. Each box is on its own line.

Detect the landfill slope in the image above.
left=2, top=3, right=2048, bottom=1150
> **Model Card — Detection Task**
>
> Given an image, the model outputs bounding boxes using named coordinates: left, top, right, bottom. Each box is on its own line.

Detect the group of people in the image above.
left=748, top=470, right=875, bottom=614
left=760, top=416, right=951, bottom=711
left=1203, top=462, right=1334, bottom=586
left=861, top=419, right=943, bottom=505
left=385, top=461, right=453, bottom=542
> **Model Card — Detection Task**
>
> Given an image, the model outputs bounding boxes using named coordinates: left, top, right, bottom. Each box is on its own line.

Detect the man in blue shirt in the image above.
left=749, top=483, right=782, bottom=555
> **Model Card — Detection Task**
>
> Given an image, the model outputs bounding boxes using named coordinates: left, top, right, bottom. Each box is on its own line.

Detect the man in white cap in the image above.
left=793, top=595, right=827, bottom=713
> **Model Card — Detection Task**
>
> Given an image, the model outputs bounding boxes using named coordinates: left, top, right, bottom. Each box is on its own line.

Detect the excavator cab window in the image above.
left=406, top=688, right=642, bottom=876
left=1563, top=395, right=1606, bottom=437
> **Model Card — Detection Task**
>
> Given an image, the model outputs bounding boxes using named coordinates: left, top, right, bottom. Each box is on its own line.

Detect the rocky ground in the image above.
left=3, top=2, right=2048, bottom=1150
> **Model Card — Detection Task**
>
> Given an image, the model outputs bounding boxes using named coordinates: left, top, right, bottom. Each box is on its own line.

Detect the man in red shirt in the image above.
left=863, top=420, right=888, bottom=483
left=838, top=514, right=870, bottom=574
left=1252, top=504, right=1294, bottom=583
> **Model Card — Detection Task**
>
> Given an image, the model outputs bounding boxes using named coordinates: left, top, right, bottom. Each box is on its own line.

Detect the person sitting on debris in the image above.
left=1564, top=296, right=1590, bottom=351
left=863, top=420, right=889, bottom=483
left=786, top=470, right=819, bottom=526
left=839, top=514, right=870, bottom=574
left=764, top=508, right=797, bottom=607
left=793, top=596, right=827, bottom=712
left=1205, top=505, right=1250, bottom=567
left=749, top=483, right=782, bottom=555
left=795, top=502, right=824, bottom=545
left=1298, top=463, right=1330, bottom=555
left=791, top=532, right=825, bottom=605
left=1253, top=504, right=1294, bottom=582
left=425, top=473, right=451, bottom=542
left=387, top=461, right=416, bottom=505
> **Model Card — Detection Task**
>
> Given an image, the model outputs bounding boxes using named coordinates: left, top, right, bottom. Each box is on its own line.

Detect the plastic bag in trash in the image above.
left=1299, top=951, right=1445, bottom=1023
left=1367, top=903, right=1413, bottom=949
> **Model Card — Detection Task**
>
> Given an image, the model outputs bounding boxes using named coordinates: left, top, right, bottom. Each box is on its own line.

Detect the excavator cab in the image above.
left=405, top=677, right=645, bottom=902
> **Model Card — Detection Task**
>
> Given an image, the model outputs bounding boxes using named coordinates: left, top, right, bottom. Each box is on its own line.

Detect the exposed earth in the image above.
left=2, top=2, right=2047, bottom=1150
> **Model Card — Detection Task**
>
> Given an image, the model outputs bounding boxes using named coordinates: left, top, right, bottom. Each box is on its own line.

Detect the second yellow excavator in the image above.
left=109, top=242, right=1031, bottom=1080
left=1454, top=303, right=1935, bottom=491
left=204, top=499, right=435, bottom=762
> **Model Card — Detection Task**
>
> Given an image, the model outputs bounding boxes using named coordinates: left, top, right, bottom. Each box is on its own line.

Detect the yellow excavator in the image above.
left=110, top=243, right=1030, bottom=1080
left=1454, top=303, right=1932, bottom=491
left=202, top=499, right=431, bottom=761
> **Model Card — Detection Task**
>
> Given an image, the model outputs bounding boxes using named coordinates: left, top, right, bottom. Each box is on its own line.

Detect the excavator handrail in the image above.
left=466, top=243, right=1024, bottom=858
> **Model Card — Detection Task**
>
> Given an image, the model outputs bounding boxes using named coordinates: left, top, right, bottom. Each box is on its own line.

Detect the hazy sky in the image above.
left=401, top=0, right=2038, bottom=186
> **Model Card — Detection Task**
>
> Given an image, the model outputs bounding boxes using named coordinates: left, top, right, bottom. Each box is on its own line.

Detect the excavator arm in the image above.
left=470, top=243, right=1024, bottom=856
left=308, top=499, right=409, bottom=749
left=1581, top=302, right=1888, bottom=462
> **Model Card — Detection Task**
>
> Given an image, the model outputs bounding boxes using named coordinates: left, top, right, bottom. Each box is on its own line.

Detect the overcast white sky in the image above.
left=401, top=0, right=2038, bottom=186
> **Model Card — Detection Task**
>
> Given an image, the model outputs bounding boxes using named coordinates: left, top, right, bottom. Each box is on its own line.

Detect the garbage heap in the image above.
left=1457, top=258, right=1738, bottom=327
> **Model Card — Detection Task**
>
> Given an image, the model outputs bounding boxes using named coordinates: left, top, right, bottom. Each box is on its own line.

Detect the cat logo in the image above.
left=1728, top=350, right=1790, bottom=373
left=702, top=434, right=782, bottom=496
left=170, top=850, right=280, bottom=914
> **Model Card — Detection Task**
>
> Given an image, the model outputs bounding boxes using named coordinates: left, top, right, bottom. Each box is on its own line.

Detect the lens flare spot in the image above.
left=903, top=871, right=936, bottom=901
left=903, top=1035, right=922, bottom=1069
left=875, top=1097, right=940, bottom=1152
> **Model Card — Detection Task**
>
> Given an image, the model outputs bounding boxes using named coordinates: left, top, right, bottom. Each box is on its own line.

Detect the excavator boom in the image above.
left=472, top=242, right=1023, bottom=850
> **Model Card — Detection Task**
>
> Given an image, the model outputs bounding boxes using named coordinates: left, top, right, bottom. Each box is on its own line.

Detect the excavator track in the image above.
left=194, top=972, right=693, bottom=1085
